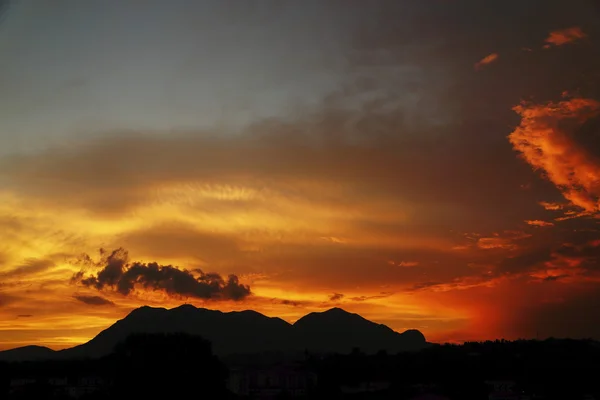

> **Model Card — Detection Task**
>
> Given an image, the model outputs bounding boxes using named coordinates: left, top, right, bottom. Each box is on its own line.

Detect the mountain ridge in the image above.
left=0, top=305, right=429, bottom=362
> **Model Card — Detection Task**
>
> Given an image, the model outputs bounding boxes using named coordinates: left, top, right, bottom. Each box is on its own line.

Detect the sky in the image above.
left=0, top=0, right=600, bottom=350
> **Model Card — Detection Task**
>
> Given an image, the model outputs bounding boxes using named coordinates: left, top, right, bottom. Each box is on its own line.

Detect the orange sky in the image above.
left=1, top=1, right=600, bottom=350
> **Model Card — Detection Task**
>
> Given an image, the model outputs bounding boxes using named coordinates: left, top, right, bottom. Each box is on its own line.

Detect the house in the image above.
left=48, top=377, right=68, bottom=387
left=9, top=376, right=68, bottom=397
left=409, top=394, right=451, bottom=400
left=486, top=379, right=520, bottom=400
left=228, top=363, right=317, bottom=398
left=66, top=375, right=110, bottom=398
left=339, top=380, right=391, bottom=394
left=8, top=377, right=36, bottom=395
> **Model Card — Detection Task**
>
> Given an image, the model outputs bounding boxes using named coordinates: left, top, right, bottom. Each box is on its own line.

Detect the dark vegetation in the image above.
left=2, top=335, right=600, bottom=399
left=1, top=333, right=230, bottom=400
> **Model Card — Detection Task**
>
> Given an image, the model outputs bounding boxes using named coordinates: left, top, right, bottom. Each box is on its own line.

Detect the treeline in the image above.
left=1, top=336, right=600, bottom=399
left=306, top=338, right=600, bottom=399
left=0, top=333, right=233, bottom=400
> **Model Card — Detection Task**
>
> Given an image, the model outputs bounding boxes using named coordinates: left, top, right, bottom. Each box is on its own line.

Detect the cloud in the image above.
left=0, top=80, right=542, bottom=235
left=389, top=261, right=420, bottom=268
left=496, top=227, right=600, bottom=281
left=349, top=292, right=394, bottom=302
left=72, top=248, right=251, bottom=301
left=476, top=231, right=531, bottom=250
left=116, top=222, right=243, bottom=264
left=0, top=258, right=55, bottom=278
left=525, top=220, right=555, bottom=227
left=73, top=295, right=115, bottom=307
left=16, top=314, right=33, bottom=318
left=278, top=299, right=303, bottom=307
left=539, top=201, right=564, bottom=211
left=474, top=53, right=499, bottom=70
left=408, top=275, right=497, bottom=293
left=509, top=95, right=600, bottom=213
left=329, top=293, right=344, bottom=302
left=542, top=275, right=568, bottom=282
left=543, top=27, right=587, bottom=48
left=0, top=293, right=18, bottom=307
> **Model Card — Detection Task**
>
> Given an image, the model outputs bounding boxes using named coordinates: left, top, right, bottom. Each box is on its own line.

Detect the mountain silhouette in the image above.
left=0, top=345, right=56, bottom=362
left=294, top=307, right=427, bottom=354
left=0, top=305, right=428, bottom=362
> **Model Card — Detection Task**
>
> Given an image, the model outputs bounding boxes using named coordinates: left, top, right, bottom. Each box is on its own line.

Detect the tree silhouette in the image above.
left=110, top=332, right=228, bottom=399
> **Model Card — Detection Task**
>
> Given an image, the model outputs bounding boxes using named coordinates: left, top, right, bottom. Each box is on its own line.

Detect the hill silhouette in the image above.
left=0, top=345, right=56, bottom=362
left=0, top=305, right=428, bottom=362
left=294, top=307, right=427, bottom=354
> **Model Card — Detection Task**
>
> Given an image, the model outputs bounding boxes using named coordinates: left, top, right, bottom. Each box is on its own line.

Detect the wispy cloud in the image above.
left=349, top=292, right=394, bottom=302
left=525, top=220, right=555, bottom=227
left=329, top=293, right=344, bottom=302
left=474, top=53, right=499, bottom=71
left=389, top=260, right=420, bottom=267
left=476, top=231, right=531, bottom=251
left=73, top=295, right=115, bottom=307
left=0, top=258, right=55, bottom=278
left=539, top=202, right=564, bottom=211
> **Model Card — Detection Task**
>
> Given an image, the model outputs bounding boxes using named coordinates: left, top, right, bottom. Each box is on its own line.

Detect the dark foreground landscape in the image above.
left=1, top=305, right=599, bottom=400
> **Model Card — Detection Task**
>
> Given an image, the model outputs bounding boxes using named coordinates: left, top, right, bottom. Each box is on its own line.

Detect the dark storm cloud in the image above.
left=73, top=295, right=115, bottom=307
left=72, top=248, right=251, bottom=301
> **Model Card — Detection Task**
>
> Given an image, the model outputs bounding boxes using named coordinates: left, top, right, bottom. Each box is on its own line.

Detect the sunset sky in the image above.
left=1, top=0, right=600, bottom=350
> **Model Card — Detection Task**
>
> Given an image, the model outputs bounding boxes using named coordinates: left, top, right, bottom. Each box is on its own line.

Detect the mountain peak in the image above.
left=323, top=307, right=351, bottom=314
left=173, top=303, right=198, bottom=311
left=129, top=305, right=166, bottom=315
left=401, top=329, right=427, bottom=342
left=294, top=307, right=364, bottom=327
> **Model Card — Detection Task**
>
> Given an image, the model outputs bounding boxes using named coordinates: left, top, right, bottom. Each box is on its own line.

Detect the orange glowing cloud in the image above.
left=543, top=27, right=587, bottom=48
left=388, top=260, right=420, bottom=267
left=525, top=220, right=554, bottom=227
left=539, top=201, right=564, bottom=211
left=474, top=53, right=499, bottom=70
left=509, top=95, right=600, bottom=213
left=476, top=231, right=531, bottom=250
